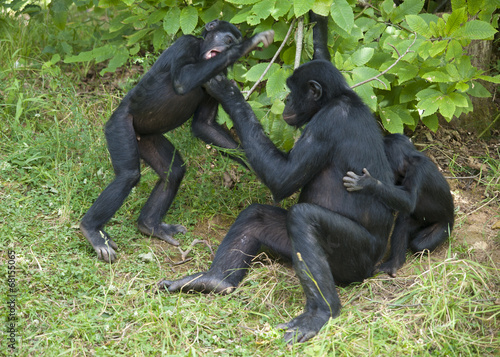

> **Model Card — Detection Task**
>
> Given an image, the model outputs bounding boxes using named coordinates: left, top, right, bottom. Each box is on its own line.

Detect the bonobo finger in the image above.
left=259, top=30, right=274, bottom=47
left=362, top=168, right=371, bottom=176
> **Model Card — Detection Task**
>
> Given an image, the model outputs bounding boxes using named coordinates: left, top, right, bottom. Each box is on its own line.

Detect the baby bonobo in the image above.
left=343, top=133, right=454, bottom=276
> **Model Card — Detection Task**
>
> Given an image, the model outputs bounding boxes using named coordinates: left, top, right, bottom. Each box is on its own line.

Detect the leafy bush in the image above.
left=4, top=0, right=498, bottom=144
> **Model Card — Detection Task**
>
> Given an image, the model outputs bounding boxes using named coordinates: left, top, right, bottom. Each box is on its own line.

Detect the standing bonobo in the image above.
left=159, top=60, right=395, bottom=343
left=343, top=133, right=454, bottom=276
left=80, top=20, right=274, bottom=263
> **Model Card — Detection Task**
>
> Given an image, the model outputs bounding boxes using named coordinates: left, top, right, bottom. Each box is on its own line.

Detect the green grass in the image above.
left=1, top=15, right=499, bottom=356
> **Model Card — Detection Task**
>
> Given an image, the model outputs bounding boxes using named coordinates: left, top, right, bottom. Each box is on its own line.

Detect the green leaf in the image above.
left=400, top=80, right=427, bottom=103
left=467, top=81, right=491, bottom=97
left=253, top=0, right=274, bottom=20
left=445, top=39, right=463, bottom=61
left=448, top=92, right=469, bottom=107
left=180, top=7, right=198, bottom=34
left=454, top=20, right=498, bottom=40
left=312, top=0, right=333, bottom=16
left=244, top=63, right=280, bottom=81
left=232, top=7, right=253, bottom=24
left=147, top=8, right=168, bottom=26
left=405, top=15, right=432, bottom=38
left=334, top=51, right=344, bottom=69
left=224, top=0, right=260, bottom=4
left=271, top=0, right=292, bottom=20
left=352, top=67, right=388, bottom=89
left=438, top=95, right=456, bottom=119
left=422, top=70, right=451, bottom=82
left=330, top=0, right=354, bottom=33
left=153, top=27, right=167, bottom=52
left=478, top=74, right=500, bottom=84
left=445, top=7, right=466, bottom=35
left=352, top=84, right=377, bottom=112
left=349, top=47, right=374, bottom=66
left=271, top=98, right=285, bottom=115
left=380, top=107, right=404, bottom=133
left=467, top=0, right=483, bottom=16
left=101, top=47, right=129, bottom=75
left=126, top=28, right=151, bottom=46
left=267, top=68, right=290, bottom=98
left=428, top=40, right=448, bottom=57
left=392, top=0, right=424, bottom=23
left=386, top=62, right=419, bottom=84
left=422, top=113, right=439, bottom=131
left=200, top=2, right=224, bottom=23
left=164, top=8, right=181, bottom=35
left=294, top=0, right=315, bottom=17
left=455, top=82, right=469, bottom=92
left=50, top=0, right=72, bottom=30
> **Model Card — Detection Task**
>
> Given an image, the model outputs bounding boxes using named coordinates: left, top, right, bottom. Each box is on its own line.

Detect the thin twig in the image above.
left=244, top=20, right=296, bottom=100
left=351, top=33, right=417, bottom=89
left=294, top=16, right=304, bottom=69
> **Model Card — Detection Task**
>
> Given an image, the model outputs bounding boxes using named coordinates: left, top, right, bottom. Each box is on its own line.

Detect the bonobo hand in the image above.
left=343, top=168, right=374, bottom=192
left=243, top=30, right=274, bottom=56
left=203, top=74, right=241, bottom=102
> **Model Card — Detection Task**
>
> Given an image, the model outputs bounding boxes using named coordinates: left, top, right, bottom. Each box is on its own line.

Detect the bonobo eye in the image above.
left=224, top=36, right=234, bottom=45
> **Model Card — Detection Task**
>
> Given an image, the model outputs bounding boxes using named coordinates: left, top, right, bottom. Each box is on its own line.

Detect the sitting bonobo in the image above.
left=80, top=20, right=273, bottom=263
left=159, top=60, right=395, bottom=343
left=343, top=133, right=454, bottom=277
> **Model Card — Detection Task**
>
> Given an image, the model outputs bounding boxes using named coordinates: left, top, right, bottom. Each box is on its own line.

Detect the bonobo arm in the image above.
left=172, top=31, right=274, bottom=95
left=309, top=11, right=331, bottom=61
left=203, top=75, right=334, bottom=201
left=191, top=95, right=247, bottom=167
left=343, top=167, right=418, bottom=213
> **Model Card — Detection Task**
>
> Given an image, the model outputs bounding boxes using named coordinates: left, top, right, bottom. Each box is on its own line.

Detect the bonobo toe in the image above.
left=138, top=222, right=186, bottom=246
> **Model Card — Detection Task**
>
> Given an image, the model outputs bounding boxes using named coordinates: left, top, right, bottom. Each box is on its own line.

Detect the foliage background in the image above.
left=2, top=0, right=499, bottom=148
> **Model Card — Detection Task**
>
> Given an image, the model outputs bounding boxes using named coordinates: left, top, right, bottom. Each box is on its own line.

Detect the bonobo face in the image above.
left=201, top=20, right=242, bottom=60
left=282, top=77, right=323, bottom=128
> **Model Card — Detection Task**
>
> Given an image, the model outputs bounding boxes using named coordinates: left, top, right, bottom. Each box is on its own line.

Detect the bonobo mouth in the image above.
left=204, top=49, right=221, bottom=60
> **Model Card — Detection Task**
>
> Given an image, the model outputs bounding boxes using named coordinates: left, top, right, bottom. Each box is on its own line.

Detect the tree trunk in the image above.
left=455, top=39, right=496, bottom=136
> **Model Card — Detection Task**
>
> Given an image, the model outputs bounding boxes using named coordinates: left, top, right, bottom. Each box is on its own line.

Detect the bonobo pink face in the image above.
left=202, top=31, right=241, bottom=60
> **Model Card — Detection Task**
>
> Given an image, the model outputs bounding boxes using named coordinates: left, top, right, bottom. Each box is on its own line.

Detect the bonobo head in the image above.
left=383, top=134, right=413, bottom=181
left=283, top=60, right=351, bottom=127
left=201, top=19, right=243, bottom=60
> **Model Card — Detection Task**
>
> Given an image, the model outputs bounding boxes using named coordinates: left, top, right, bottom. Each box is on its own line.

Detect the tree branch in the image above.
left=294, top=16, right=304, bottom=69
left=244, top=19, right=296, bottom=100
left=351, top=33, right=417, bottom=89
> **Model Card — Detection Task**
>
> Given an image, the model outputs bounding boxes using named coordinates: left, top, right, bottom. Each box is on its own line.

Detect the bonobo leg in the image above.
left=159, top=204, right=290, bottom=293
left=410, top=221, right=451, bottom=253
left=378, top=214, right=410, bottom=277
left=136, top=133, right=187, bottom=246
left=80, top=108, right=141, bottom=263
left=192, top=96, right=247, bottom=168
left=278, top=203, right=382, bottom=344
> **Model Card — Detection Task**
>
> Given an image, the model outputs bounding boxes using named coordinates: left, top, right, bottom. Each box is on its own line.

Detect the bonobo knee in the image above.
left=116, top=169, right=141, bottom=188
left=288, top=203, right=315, bottom=223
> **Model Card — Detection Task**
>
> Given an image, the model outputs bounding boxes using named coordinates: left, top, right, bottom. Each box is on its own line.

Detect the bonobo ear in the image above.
left=205, top=19, right=219, bottom=32
left=308, top=80, right=322, bottom=101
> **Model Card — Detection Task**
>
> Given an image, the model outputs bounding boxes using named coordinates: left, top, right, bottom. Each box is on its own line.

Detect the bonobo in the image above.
left=343, top=133, right=454, bottom=277
left=159, top=60, right=395, bottom=343
left=80, top=20, right=274, bottom=263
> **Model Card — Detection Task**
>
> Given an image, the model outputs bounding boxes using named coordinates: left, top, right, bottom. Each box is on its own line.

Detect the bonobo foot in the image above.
left=378, top=259, right=401, bottom=278
left=80, top=223, right=118, bottom=263
left=158, top=272, right=236, bottom=295
left=137, top=222, right=187, bottom=246
left=277, top=308, right=338, bottom=344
